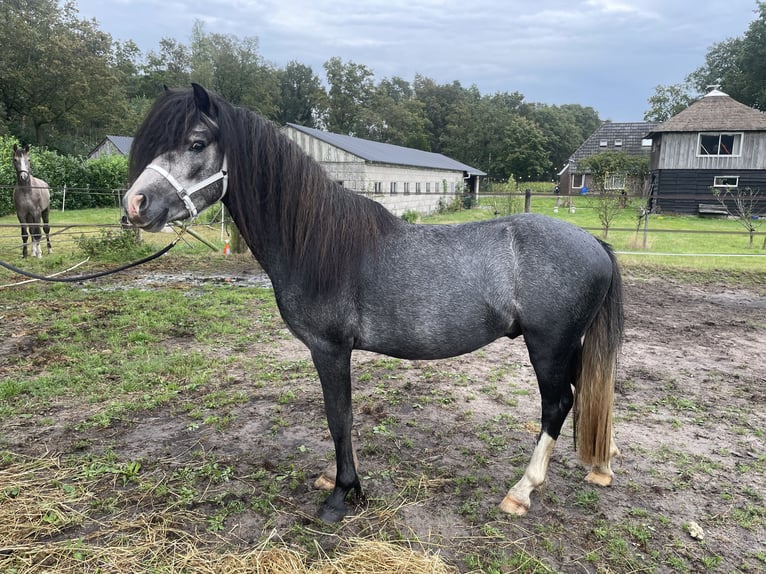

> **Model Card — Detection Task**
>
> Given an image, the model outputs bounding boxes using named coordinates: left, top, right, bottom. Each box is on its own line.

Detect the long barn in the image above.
left=646, top=89, right=766, bottom=215
left=283, top=124, right=484, bottom=216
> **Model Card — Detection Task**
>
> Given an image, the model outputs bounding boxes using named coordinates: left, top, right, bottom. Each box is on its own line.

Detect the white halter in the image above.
left=145, top=157, right=228, bottom=220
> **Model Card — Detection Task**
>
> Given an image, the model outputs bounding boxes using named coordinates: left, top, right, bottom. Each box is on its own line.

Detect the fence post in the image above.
left=61, top=185, right=66, bottom=212
left=524, top=189, right=532, bottom=213
left=642, top=208, right=650, bottom=249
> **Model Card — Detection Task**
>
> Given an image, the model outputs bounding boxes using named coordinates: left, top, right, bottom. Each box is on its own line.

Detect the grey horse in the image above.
left=12, top=144, right=51, bottom=258
left=123, top=84, right=624, bottom=523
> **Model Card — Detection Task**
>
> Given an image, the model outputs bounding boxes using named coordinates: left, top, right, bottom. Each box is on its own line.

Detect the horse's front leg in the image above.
left=311, top=345, right=361, bottom=523
left=19, top=224, right=28, bottom=258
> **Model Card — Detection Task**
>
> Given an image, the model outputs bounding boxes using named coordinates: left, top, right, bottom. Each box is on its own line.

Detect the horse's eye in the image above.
left=190, top=141, right=205, bottom=152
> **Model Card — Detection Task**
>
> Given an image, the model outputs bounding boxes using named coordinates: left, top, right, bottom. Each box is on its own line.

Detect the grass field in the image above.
left=0, top=202, right=764, bottom=573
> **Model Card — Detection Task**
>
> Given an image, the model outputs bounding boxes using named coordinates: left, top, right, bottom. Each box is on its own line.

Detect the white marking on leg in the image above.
left=500, top=433, right=556, bottom=515
left=585, top=431, right=620, bottom=486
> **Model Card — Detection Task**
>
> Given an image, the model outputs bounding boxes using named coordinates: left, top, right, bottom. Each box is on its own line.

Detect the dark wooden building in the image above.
left=645, top=89, right=766, bottom=215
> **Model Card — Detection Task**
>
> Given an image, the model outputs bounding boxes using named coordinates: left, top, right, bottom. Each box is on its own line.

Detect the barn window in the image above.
left=614, top=139, right=623, bottom=147
left=698, top=132, right=742, bottom=156
left=599, top=139, right=608, bottom=147
left=713, top=175, right=739, bottom=188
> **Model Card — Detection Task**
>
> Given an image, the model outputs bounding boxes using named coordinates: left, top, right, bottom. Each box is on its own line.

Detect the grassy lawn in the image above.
left=424, top=194, right=766, bottom=274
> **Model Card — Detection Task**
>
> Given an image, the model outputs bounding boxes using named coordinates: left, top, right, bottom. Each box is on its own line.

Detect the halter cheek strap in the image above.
left=145, top=157, right=228, bottom=220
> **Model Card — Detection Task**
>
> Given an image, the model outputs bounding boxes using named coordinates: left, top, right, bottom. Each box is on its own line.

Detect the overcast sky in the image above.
left=75, top=0, right=758, bottom=122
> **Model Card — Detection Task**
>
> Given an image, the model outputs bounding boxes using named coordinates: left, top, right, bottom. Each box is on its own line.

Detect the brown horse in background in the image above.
left=12, top=144, right=51, bottom=258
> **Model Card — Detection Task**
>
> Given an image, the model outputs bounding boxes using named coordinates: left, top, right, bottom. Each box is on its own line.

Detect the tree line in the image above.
left=3, top=1, right=765, bottom=185
left=0, top=0, right=603, bottom=183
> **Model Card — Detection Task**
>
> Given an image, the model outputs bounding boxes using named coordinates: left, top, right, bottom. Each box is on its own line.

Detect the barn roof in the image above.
left=286, top=123, right=485, bottom=176
left=646, top=89, right=766, bottom=135
left=105, top=135, right=134, bottom=155
left=568, top=121, right=657, bottom=165
left=87, top=135, right=134, bottom=158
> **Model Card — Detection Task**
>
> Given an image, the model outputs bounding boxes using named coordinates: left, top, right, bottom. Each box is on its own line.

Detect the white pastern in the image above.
left=500, top=433, right=556, bottom=515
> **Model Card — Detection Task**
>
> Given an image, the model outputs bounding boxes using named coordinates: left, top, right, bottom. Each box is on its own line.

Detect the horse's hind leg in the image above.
left=500, top=338, right=577, bottom=516
left=42, top=208, right=51, bottom=254
left=585, top=430, right=620, bottom=486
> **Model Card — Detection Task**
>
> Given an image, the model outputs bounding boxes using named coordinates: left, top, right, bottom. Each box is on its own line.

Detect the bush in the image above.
left=401, top=210, right=419, bottom=223
left=75, top=229, right=153, bottom=262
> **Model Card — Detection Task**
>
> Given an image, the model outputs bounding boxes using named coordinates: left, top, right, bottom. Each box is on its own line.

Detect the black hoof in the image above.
left=318, top=500, right=348, bottom=523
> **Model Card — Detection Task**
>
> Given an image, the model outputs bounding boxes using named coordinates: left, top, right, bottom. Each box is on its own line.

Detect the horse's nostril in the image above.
left=128, top=193, right=147, bottom=218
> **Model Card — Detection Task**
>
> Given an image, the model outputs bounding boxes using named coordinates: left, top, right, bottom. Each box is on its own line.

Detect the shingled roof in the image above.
left=568, top=122, right=657, bottom=167
left=646, top=89, right=766, bottom=135
left=287, top=123, right=485, bottom=176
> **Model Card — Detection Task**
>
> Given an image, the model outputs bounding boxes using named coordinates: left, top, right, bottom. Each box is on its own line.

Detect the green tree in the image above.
left=140, top=37, right=192, bottom=94
left=644, top=82, right=697, bottom=121
left=276, top=61, right=325, bottom=127
left=360, top=77, right=429, bottom=149
left=0, top=0, right=127, bottom=152
left=523, top=103, right=601, bottom=179
left=323, top=57, right=375, bottom=134
left=442, top=90, right=549, bottom=182
left=413, top=75, right=470, bottom=153
left=190, top=24, right=279, bottom=117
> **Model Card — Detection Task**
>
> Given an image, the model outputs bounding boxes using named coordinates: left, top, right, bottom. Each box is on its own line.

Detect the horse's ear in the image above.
left=13, top=144, right=18, bottom=152
left=192, top=83, right=213, bottom=117
left=23, top=144, right=30, bottom=153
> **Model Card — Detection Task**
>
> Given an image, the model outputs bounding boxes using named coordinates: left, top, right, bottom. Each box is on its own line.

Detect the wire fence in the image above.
left=1, top=187, right=764, bottom=262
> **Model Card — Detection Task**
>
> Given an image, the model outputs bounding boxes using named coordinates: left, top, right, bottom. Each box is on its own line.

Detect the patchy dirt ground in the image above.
left=1, top=257, right=765, bottom=573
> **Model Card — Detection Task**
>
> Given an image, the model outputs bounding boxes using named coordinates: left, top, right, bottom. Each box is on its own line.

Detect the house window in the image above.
left=614, top=139, right=623, bottom=147
left=599, top=139, right=608, bottom=147
left=373, top=182, right=382, bottom=194
left=604, top=174, right=625, bottom=190
left=713, top=175, right=739, bottom=188
left=698, top=132, right=742, bottom=156
left=426, top=182, right=431, bottom=193
left=390, top=182, right=397, bottom=194
left=403, top=182, right=410, bottom=195
left=641, top=138, right=652, bottom=147
left=571, top=173, right=585, bottom=188
left=415, top=182, right=422, bottom=194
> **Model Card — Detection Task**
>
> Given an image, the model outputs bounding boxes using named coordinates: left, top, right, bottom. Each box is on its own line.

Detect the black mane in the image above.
left=131, top=87, right=399, bottom=294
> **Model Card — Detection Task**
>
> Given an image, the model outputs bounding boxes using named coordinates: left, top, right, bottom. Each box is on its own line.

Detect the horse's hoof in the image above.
left=318, top=501, right=348, bottom=523
left=585, top=470, right=613, bottom=487
left=314, top=474, right=335, bottom=491
left=499, top=495, right=529, bottom=516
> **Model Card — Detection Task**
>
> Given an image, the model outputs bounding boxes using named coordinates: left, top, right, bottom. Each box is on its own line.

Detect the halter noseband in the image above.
left=145, top=157, right=228, bottom=220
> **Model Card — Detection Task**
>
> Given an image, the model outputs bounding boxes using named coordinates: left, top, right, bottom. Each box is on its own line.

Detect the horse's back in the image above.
left=352, top=213, right=614, bottom=359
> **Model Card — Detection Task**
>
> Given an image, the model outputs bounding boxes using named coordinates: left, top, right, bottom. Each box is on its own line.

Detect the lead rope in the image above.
left=0, top=225, right=188, bottom=285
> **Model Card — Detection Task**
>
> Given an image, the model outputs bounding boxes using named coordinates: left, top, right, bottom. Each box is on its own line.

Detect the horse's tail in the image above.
left=574, top=243, right=624, bottom=467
